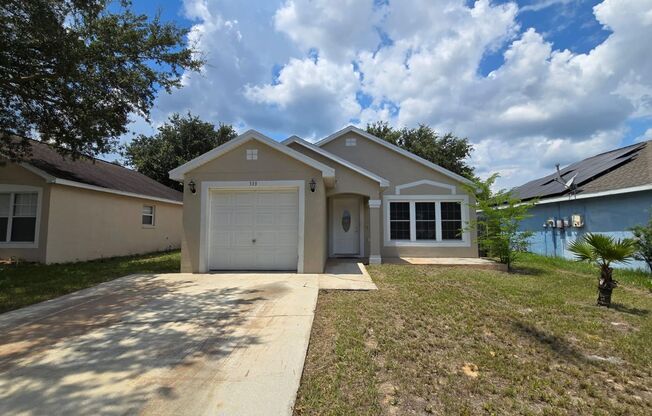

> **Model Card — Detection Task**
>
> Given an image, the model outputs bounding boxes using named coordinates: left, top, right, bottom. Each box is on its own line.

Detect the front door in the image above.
left=332, top=197, right=360, bottom=256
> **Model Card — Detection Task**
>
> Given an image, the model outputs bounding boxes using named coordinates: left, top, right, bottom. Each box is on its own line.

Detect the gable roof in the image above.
left=169, top=130, right=336, bottom=181
left=282, top=136, right=390, bottom=187
left=14, top=139, right=182, bottom=204
left=513, top=141, right=651, bottom=202
left=315, top=125, right=474, bottom=186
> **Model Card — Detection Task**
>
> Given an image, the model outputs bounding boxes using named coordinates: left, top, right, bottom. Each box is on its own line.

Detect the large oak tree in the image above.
left=0, top=0, right=202, bottom=159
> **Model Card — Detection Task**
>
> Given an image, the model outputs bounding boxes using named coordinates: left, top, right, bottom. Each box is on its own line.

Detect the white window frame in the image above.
left=246, top=149, right=258, bottom=160
left=142, top=205, right=155, bottom=227
left=383, top=194, right=470, bottom=247
left=0, top=185, right=42, bottom=249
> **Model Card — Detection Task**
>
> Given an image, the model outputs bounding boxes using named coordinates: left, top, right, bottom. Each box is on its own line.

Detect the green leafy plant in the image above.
left=1, top=0, right=203, bottom=159
left=631, top=213, right=652, bottom=273
left=567, top=233, right=636, bottom=307
left=464, top=173, right=534, bottom=271
left=122, top=113, right=237, bottom=190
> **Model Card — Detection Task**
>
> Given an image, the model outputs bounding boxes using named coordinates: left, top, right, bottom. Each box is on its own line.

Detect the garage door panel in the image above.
left=208, top=189, right=299, bottom=271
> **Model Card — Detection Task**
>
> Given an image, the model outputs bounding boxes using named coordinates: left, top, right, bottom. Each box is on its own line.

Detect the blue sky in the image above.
left=118, top=0, right=652, bottom=188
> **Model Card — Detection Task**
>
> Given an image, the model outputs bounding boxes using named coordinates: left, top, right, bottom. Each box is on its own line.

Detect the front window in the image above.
left=142, top=205, right=155, bottom=226
left=388, top=199, right=465, bottom=243
left=0, top=192, right=38, bottom=243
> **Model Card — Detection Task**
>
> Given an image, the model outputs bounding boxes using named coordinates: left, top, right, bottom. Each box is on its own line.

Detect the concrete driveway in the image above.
left=0, top=273, right=319, bottom=416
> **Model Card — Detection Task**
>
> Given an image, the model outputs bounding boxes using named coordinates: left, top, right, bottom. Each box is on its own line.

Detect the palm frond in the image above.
left=568, top=239, right=596, bottom=263
left=569, top=233, right=636, bottom=266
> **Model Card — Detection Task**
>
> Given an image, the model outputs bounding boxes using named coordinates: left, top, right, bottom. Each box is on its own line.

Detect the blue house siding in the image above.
left=519, top=190, right=652, bottom=270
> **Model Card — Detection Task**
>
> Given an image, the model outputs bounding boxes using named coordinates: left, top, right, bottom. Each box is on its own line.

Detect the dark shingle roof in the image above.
left=23, top=139, right=182, bottom=202
left=513, top=141, right=651, bottom=201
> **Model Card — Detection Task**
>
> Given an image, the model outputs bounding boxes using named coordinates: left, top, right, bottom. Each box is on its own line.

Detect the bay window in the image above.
left=0, top=191, right=39, bottom=243
left=386, top=197, right=466, bottom=245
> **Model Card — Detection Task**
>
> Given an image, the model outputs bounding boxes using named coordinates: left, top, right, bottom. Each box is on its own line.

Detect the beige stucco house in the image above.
left=1, top=140, right=183, bottom=264
left=170, top=126, right=478, bottom=274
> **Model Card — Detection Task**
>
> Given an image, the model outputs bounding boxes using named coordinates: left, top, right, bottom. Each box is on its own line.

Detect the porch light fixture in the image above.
left=188, top=180, right=196, bottom=194
left=309, top=178, right=317, bottom=193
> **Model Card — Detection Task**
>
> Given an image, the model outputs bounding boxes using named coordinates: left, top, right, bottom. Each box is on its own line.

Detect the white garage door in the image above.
left=208, top=189, right=299, bottom=270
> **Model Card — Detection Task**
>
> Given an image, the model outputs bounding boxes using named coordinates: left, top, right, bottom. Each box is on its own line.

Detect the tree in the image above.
left=366, top=121, right=475, bottom=179
left=123, top=113, right=237, bottom=190
left=0, top=0, right=202, bottom=160
left=568, top=233, right=636, bottom=307
left=631, top=214, right=652, bottom=273
left=464, top=173, right=534, bottom=271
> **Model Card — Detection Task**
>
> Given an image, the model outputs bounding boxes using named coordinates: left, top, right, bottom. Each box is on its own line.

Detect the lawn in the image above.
left=294, top=253, right=652, bottom=415
left=0, top=250, right=180, bottom=313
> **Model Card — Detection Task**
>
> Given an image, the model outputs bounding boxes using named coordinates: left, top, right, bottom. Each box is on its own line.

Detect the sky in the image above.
left=119, top=0, right=652, bottom=189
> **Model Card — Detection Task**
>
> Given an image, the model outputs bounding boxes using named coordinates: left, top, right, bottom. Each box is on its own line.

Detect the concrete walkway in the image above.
left=384, top=257, right=508, bottom=271
left=318, top=259, right=378, bottom=290
left=0, top=273, right=319, bottom=416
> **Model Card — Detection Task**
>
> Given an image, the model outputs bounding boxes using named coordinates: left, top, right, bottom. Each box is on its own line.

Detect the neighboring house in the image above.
left=1, top=139, right=183, bottom=264
left=513, top=141, right=652, bottom=269
left=169, top=126, right=478, bottom=273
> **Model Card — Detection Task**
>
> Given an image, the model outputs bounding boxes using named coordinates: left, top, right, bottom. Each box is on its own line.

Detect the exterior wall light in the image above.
left=188, top=180, right=196, bottom=194
left=309, top=178, right=317, bottom=193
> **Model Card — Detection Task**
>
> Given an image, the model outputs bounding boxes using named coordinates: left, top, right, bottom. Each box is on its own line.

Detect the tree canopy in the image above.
left=366, top=121, right=475, bottom=180
left=0, top=0, right=202, bottom=160
left=123, top=113, right=237, bottom=191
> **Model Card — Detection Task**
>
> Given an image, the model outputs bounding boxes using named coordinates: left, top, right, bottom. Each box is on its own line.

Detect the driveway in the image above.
left=0, top=273, right=319, bottom=416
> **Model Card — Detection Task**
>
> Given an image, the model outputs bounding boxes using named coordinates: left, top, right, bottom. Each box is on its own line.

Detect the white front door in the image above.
left=332, top=197, right=360, bottom=255
left=208, top=190, right=299, bottom=270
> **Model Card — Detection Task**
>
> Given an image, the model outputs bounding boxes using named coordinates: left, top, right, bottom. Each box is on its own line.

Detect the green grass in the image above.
left=295, top=253, right=652, bottom=415
left=0, top=250, right=180, bottom=313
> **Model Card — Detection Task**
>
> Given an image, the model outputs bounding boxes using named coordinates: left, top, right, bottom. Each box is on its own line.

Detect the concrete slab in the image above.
left=384, top=257, right=508, bottom=271
left=0, top=273, right=318, bottom=416
left=318, top=260, right=378, bottom=291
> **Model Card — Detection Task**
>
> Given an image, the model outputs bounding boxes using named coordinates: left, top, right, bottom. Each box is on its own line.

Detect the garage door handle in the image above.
left=252, top=238, right=256, bottom=244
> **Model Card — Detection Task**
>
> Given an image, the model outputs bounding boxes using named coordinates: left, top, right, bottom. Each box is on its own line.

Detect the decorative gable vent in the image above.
left=345, top=137, right=357, bottom=146
left=246, top=149, right=258, bottom=160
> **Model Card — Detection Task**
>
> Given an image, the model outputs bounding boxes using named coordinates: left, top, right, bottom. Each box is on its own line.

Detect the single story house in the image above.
left=169, top=126, right=478, bottom=273
left=513, top=140, right=651, bottom=270
left=1, top=139, right=183, bottom=264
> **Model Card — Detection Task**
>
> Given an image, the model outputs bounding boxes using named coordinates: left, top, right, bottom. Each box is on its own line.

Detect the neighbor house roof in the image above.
left=282, top=135, right=390, bottom=187
left=16, top=139, right=183, bottom=204
left=315, top=125, right=475, bottom=186
left=169, top=130, right=336, bottom=182
left=513, top=141, right=651, bottom=203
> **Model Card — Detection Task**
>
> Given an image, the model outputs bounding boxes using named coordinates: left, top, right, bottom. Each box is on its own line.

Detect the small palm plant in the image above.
left=568, top=233, right=636, bottom=307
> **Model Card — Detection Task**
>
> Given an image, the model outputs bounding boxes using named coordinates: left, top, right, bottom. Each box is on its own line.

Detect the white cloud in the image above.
left=134, top=0, right=652, bottom=189
left=637, top=128, right=652, bottom=142
left=245, top=57, right=361, bottom=135
left=274, top=0, right=383, bottom=62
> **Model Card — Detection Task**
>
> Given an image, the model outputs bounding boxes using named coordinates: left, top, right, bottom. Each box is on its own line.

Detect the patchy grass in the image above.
left=295, top=254, right=652, bottom=415
left=0, top=250, right=180, bottom=313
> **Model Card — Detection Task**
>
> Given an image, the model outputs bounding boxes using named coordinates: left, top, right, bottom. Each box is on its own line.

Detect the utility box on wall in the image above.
left=571, top=214, right=584, bottom=228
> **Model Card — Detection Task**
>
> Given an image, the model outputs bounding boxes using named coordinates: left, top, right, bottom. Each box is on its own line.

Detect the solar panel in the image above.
left=512, top=142, right=646, bottom=200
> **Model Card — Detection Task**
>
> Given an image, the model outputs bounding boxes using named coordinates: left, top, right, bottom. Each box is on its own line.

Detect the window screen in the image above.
left=389, top=202, right=410, bottom=240
left=441, top=202, right=462, bottom=240
left=415, top=202, right=436, bottom=240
